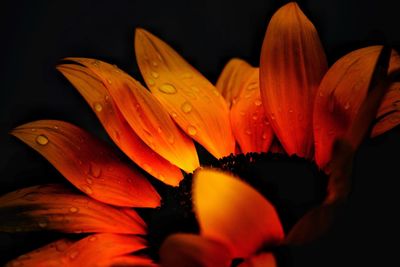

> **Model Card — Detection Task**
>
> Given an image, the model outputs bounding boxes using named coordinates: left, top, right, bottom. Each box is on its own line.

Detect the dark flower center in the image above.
left=139, top=152, right=328, bottom=262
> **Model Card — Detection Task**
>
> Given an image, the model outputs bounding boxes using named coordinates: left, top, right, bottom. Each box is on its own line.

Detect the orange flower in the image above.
left=1, top=2, right=400, bottom=266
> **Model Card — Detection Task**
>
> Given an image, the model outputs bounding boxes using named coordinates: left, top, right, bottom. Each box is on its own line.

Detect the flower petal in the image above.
left=5, top=239, right=74, bottom=267
left=371, top=82, right=400, bottom=137
left=60, top=234, right=147, bottom=266
left=111, top=256, right=158, bottom=267
left=238, top=253, right=277, bottom=267
left=57, top=63, right=183, bottom=186
left=313, top=46, right=400, bottom=167
left=63, top=58, right=199, bottom=174
left=160, top=233, right=231, bottom=267
left=0, top=184, right=146, bottom=234
left=193, top=169, right=284, bottom=258
left=11, top=120, right=160, bottom=207
left=135, top=28, right=235, bottom=159
left=216, top=58, right=255, bottom=108
left=260, top=2, right=328, bottom=158
left=230, top=67, right=274, bottom=153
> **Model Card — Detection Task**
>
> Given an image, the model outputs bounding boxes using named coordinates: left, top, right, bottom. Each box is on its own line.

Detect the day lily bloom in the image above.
left=1, top=2, right=399, bottom=266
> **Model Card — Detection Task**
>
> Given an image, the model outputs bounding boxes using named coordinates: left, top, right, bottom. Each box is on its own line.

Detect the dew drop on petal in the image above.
left=187, top=125, right=197, bottom=136
left=68, top=250, right=79, bottom=260
left=245, top=129, right=252, bottom=135
left=159, top=83, right=177, bottom=94
left=171, top=112, right=178, bottom=118
left=23, top=192, right=41, bottom=201
left=151, top=71, right=159, bottom=78
left=151, top=61, right=158, bottom=67
left=262, top=132, right=268, bottom=140
left=288, top=109, right=294, bottom=113
left=86, top=178, right=93, bottom=185
left=89, top=163, right=102, bottom=178
left=254, top=99, right=262, bottom=106
left=69, top=207, right=79, bottom=213
left=89, top=236, right=97, bottom=242
left=36, top=135, right=49, bottom=146
left=148, top=79, right=155, bottom=86
left=81, top=185, right=93, bottom=195
left=94, top=102, right=103, bottom=112
left=38, top=220, right=48, bottom=228
left=181, top=102, right=193, bottom=113
left=344, top=102, right=350, bottom=110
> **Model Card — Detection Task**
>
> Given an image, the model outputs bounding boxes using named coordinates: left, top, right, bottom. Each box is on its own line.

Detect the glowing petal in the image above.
left=260, top=2, right=328, bottom=158
left=59, top=234, right=147, bottom=266
left=371, top=82, right=400, bottom=137
left=238, top=253, right=277, bottom=267
left=135, top=28, right=235, bottom=159
left=230, top=67, right=274, bottom=153
left=5, top=239, right=74, bottom=267
left=160, top=233, right=231, bottom=267
left=193, top=169, right=284, bottom=258
left=313, top=46, right=400, bottom=167
left=11, top=120, right=160, bottom=207
left=57, top=63, right=183, bottom=186
left=216, top=58, right=255, bottom=108
left=0, top=184, right=146, bottom=234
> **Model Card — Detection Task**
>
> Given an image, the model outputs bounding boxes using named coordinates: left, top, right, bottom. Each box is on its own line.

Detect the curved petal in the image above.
left=60, top=234, right=147, bottom=267
left=313, top=46, right=400, bottom=167
left=216, top=58, right=255, bottom=108
left=135, top=28, right=235, bottom=159
left=57, top=63, right=183, bottom=186
left=11, top=120, right=160, bottom=207
left=260, top=2, right=328, bottom=158
left=160, top=233, right=231, bottom=267
left=371, top=82, right=400, bottom=137
left=5, top=239, right=74, bottom=267
left=193, top=169, right=284, bottom=258
left=230, top=67, right=274, bottom=153
left=238, top=253, right=277, bottom=267
left=62, top=58, right=199, bottom=174
left=0, top=185, right=146, bottom=234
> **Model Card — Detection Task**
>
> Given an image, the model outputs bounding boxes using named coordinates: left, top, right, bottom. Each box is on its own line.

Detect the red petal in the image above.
left=63, top=58, right=199, bottom=174
left=193, top=169, right=284, bottom=258
left=135, top=29, right=235, bottom=159
left=238, top=253, right=277, bottom=267
left=0, top=184, right=146, bottom=234
left=230, top=67, right=274, bottom=153
left=57, top=63, right=183, bottom=186
left=160, top=233, right=231, bottom=267
left=260, top=2, right=328, bottom=158
left=11, top=120, right=160, bottom=207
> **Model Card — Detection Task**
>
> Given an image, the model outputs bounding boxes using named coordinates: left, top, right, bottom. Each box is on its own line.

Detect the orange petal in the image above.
left=57, top=63, right=183, bottom=186
left=59, top=234, right=147, bottom=266
left=111, top=256, right=158, bottom=267
left=135, top=28, right=235, bottom=159
left=160, top=233, right=232, bottom=267
left=0, top=184, right=146, bottom=234
left=260, top=2, right=328, bottom=158
left=11, top=120, right=160, bottom=207
left=5, top=239, right=74, bottom=267
left=371, top=81, right=400, bottom=137
left=216, top=58, right=256, bottom=108
left=63, top=58, right=199, bottom=174
left=238, top=253, right=277, bottom=267
left=193, top=169, right=284, bottom=258
left=313, top=46, right=400, bottom=167
left=230, top=67, right=274, bottom=153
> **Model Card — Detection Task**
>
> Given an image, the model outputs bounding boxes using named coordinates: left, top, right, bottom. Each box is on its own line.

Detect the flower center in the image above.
left=139, top=152, right=328, bottom=261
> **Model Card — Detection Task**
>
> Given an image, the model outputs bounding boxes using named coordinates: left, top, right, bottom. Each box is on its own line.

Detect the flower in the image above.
left=1, top=2, right=400, bottom=266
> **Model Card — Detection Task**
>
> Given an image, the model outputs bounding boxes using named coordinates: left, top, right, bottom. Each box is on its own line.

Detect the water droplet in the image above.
left=89, top=236, right=97, bottom=242
left=181, top=102, right=192, bottom=113
left=270, top=113, right=276, bottom=120
left=254, top=99, right=262, bottom=106
left=247, top=82, right=258, bottom=90
left=92, top=60, right=100, bottom=66
left=245, top=129, right=252, bottom=135
left=53, top=125, right=59, bottom=130
left=81, top=185, right=93, bottom=195
left=114, top=131, right=120, bottom=142
left=31, top=128, right=37, bottom=132
left=89, top=163, right=102, bottom=178
left=38, top=220, right=48, bottom=228
left=69, top=250, right=79, bottom=260
left=252, top=115, right=258, bottom=121
left=107, top=79, right=112, bottom=84
left=159, top=83, right=177, bottom=94
left=36, top=135, right=49, bottom=146
left=262, top=132, right=269, bottom=140
left=151, top=61, right=158, bottom=67
left=148, top=79, right=155, bottom=86
left=69, top=207, right=79, bottom=213
left=94, top=102, right=103, bottom=112
left=86, top=178, right=93, bottom=184
left=23, top=192, right=41, bottom=201
left=344, top=102, right=350, bottom=110
left=151, top=71, right=159, bottom=78
left=288, top=109, right=294, bottom=113
left=171, top=112, right=178, bottom=118
left=187, top=125, right=197, bottom=136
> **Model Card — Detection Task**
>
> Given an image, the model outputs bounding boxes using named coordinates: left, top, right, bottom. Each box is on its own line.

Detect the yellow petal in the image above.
left=63, top=58, right=199, bottom=174
left=160, top=233, right=232, bottom=267
left=11, top=120, right=160, bottom=207
left=238, top=253, right=277, bottom=267
left=193, top=169, right=284, bottom=258
left=0, top=184, right=146, bottom=234
left=57, top=63, right=183, bottom=186
left=230, top=67, right=274, bottom=153
left=260, top=2, right=328, bottom=158
left=216, top=58, right=255, bottom=108
left=135, top=28, right=235, bottom=159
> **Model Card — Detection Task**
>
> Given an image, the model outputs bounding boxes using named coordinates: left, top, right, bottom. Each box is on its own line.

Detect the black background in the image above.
left=1, top=0, right=400, bottom=266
